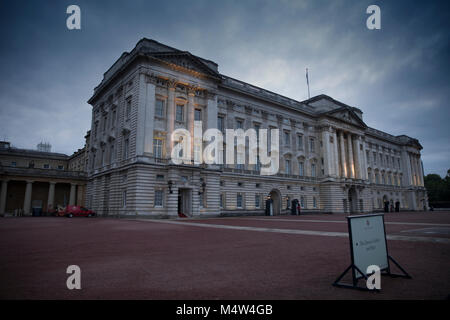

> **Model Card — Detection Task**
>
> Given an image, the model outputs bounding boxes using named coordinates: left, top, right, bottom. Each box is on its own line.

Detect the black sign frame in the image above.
left=332, top=213, right=412, bottom=291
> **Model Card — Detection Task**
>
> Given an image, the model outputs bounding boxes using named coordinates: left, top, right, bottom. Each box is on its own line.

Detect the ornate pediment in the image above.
left=323, top=107, right=367, bottom=128
left=304, top=94, right=367, bottom=128
left=147, top=52, right=219, bottom=78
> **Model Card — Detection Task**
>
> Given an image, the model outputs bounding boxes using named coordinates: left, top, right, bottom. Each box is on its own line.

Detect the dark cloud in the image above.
left=0, top=0, right=448, bottom=176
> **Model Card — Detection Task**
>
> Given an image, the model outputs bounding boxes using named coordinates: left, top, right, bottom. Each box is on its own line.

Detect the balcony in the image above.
left=0, top=165, right=87, bottom=180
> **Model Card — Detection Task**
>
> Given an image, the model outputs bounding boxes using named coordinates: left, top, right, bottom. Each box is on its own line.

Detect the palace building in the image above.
left=84, top=38, right=428, bottom=217
left=0, top=141, right=87, bottom=216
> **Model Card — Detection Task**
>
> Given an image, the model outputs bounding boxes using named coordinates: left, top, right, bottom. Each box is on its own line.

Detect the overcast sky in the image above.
left=0, top=0, right=448, bottom=176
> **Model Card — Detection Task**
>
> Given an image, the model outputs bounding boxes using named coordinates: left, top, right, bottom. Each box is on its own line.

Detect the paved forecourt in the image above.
left=0, top=211, right=449, bottom=299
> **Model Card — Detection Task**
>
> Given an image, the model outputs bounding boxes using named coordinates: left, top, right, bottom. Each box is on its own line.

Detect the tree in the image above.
left=424, top=171, right=450, bottom=204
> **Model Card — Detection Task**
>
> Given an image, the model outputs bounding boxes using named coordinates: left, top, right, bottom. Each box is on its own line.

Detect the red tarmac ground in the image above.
left=0, top=211, right=449, bottom=299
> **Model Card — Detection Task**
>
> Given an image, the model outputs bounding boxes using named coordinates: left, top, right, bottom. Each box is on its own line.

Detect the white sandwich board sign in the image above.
left=349, top=214, right=389, bottom=278
left=333, top=213, right=411, bottom=290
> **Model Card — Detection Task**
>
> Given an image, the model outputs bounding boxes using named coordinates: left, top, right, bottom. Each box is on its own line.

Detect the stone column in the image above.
left=23, top=180, right=33, bottom=215
left=419, top=159, right=425, bottom=187
left=166, top=79, right=176, bottom=159
left=353, top=135, right=360, bottom=179
left=411, top=155, right=417, bottom=185
left=143, top=79, right=156, bottom=154
left=69, top=184, right=77, bottom=206
left=0, top=180, right=8, bottom=215
left=402, top=150, right=413, bottom=186
left=321, top=127, right=331, bottom=176
left=187, top=86, right=196, bottom=159
left=339, top=131, right=347, bottom=177
left=416, top=157, right=422, bottom=186
left=47, top=181, right=56, bottom=211
left=332, top=129, right=339, bottom=177
left=347, top=134, right=354, bottom=179
left=76, top=185, right=84, bottom=206
left=361, top=138, right=368, bottom=180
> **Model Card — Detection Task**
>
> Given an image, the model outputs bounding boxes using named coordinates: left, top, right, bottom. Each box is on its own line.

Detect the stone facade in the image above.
left=85, top=38, right=428, bottom=217
left=0, top=141, right=87, bottom=215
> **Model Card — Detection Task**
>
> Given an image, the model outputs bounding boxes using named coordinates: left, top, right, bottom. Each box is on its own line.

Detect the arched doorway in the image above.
left=348, top=186, right=358, bottom=214
left=268, top=189, right=281, bottom=216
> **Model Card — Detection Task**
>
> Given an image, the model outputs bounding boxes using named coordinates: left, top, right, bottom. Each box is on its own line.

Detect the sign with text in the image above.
left=348, top=214, right=388, bottom=278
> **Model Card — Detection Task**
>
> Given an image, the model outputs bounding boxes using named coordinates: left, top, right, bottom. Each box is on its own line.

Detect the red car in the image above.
left=58, top=205, right=96, bottom=218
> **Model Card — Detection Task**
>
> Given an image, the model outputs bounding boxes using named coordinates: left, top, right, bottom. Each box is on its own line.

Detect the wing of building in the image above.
left=84, top=38, right=428, bottom=217
left=0, top=141, right=88, bottom=215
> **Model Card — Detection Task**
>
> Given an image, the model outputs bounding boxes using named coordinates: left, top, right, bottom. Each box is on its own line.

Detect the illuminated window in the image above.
left=155, top=99, right=165, bottom=118
left=153, top=138, right=163, bottom=158
left=155, top=190, right=163, bottom=207
left=195, top=109, right=202, bottom=121
left=176, top=104, right=184, bottom=122
left=237, top=193, right=243, bottom=208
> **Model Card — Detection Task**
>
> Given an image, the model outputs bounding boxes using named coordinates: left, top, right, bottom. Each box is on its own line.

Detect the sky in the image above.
left=0, top=0, right=449, bottom=177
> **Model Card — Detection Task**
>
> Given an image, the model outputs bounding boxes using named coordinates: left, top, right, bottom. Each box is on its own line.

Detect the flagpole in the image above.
left=306, top=68, right=310, bottom=99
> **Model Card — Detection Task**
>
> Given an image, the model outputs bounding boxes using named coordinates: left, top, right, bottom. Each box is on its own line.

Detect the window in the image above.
left=176, top=104, right=184, bottom=122
left=153, top=138, right=163, bottom=158
left=217, top=116, right=224, bottom=132
left=91, top=153, right=96, bottom=169
left=156, top=174, right=165, bottom=180
left=284, top=131, right=290, bottom=146
left=101, top=148, right=106, bottom=166
left=199, top=192, right=204, bottom=208
left=123, top=138, right=129, bottom=159
left=254, top=124, right=260, bottom=139
left=255, top=155, right=261, bottom=172
left=309, top=138, right=315, bottom=153
left=94, top=122, right=98, bottom=137
left=297, top=135, right=303, bottom=149
left=112, top=110, right=116, bottom=128
left=236, top=119, right=243, bottom=129
left=57, top=165, right=64, bottom=170
left=122, top=190, right=127, bottom=208
left=311, top=163, right=316, bottom=177
left=126, top=98, right=131, bottom=120
left=195, top=109, right=202, bottom=121
left=366, top=150, right=370, bottom=163
left=155, top=99, right=165, bottom=118
left=220, top=193, right=224, bottom=208
left=43, top=164, right=49, bottom=169
left=255, top=195, right=261, bottom=208
left=155, top=190, right=163, bottom=207
left=285, top=159, right=291, bottom=174
left=237, top=193, right=243, bottom=208
left=11, top=161, right=16, bottom=167
left=313, top=197, right=317, bottom=208
left=373, top=152, right=377, bottom=165
left=298, top=161, right=304, bottom=176
left=109, top=144, right=115, bottom=164
left=103, top=115, right=108, bottom=132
